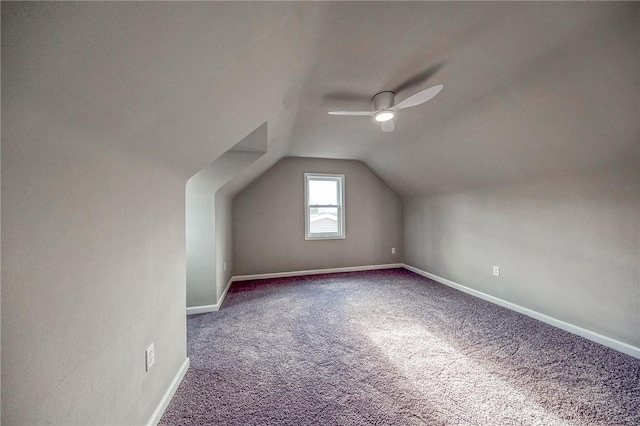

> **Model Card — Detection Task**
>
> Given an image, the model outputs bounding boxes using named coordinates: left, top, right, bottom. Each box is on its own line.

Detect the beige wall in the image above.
left=233, top=157, right=403, bottom=275
left=403, top=167, right=640, bottom=348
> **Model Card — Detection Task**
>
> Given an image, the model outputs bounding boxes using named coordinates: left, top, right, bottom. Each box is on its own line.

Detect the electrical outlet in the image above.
left=493, top=266, right=500, bottom=277
left=223, top=262, right=227, bottom=272
left=145, top=343, right=155, bottom=372
left=391, top=247, right=396, bottom=254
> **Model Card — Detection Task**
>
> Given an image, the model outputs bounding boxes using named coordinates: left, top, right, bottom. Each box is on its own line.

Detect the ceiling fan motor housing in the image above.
left=373, top=91, right=395, bottom=111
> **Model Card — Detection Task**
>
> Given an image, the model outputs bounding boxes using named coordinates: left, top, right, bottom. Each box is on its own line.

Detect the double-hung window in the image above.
left=305, top=173, right=345, bottom=240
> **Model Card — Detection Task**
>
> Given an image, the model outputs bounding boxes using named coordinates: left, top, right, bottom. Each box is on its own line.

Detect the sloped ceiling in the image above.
left=3, top=2, right=638, bottom=197
left=288, top=2, right=638, bottom=196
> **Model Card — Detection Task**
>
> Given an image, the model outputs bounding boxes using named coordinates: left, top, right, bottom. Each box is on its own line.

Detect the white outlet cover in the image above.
left=145, top=343, right=155, bottom=372
left=392, top=248, right=396, bottom=254
left=493, top=266, right=500, bottom=277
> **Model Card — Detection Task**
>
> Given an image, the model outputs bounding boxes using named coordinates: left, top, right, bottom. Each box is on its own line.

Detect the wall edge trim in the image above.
left=186, top=278, right=234, bottom=315
left=402, top=264, right=640, bottom=359
left=147, top=357, right=190, bottom=426
left=232, top=263, right=404, bottom=282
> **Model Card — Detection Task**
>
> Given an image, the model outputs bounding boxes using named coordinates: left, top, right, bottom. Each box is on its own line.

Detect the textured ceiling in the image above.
left=3, top=2, right=638, bottom=197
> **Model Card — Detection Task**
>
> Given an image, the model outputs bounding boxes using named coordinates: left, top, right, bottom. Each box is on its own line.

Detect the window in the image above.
left=305, top=173, right=345, bottom=240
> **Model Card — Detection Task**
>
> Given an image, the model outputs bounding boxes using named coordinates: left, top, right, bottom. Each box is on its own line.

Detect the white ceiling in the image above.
left=3, top=2, right=638, bottom=197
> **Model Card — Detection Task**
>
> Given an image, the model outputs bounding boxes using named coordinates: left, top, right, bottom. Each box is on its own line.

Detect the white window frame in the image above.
left=304, top=173, right=345, bottom=240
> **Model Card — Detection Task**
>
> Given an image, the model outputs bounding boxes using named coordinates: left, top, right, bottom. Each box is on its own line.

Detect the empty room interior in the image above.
left=1, top=2, right=639, bottom=425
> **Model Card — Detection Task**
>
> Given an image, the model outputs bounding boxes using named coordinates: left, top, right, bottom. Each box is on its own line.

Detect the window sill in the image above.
left=305, top=235, right=346, bottom=241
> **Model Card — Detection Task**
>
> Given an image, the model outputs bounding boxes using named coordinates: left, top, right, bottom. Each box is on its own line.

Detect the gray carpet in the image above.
left=161, top=269, right=640, bottom=425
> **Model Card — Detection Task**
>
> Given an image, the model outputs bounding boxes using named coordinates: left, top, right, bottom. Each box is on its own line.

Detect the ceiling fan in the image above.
left=328, top=84, right=443, bottom=132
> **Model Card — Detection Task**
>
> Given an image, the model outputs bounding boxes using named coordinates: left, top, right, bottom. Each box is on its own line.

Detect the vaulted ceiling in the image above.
left=3, top=2, right=637, bottom=197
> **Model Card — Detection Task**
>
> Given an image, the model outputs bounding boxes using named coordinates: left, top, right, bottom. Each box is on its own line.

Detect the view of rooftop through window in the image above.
left=309, top=179, right=338, bottom=234
left=305, top=174, right=344, bottom=239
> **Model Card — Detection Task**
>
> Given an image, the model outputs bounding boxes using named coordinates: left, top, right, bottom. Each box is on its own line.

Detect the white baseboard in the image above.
left=402, top=264, right=640, bottom=359
left=186, top=278, right=234, bottom=315
left=232, top=263, right=404, bottom=282
left=186, top=304, right=218, bottom=316
left=186, top=263, right=639, bottom=359
left=147, top=357, right=190, bottom=426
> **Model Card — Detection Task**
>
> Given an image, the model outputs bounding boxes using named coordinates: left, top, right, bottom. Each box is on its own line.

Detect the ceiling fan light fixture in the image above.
left=374, top=111, right=394, bottom=122
left=327, top=84, right=443, bottom=134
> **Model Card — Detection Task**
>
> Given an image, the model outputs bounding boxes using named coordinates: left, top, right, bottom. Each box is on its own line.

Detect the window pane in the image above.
left=309, top=179, right=338, bottom=205
left=305, top=173, right=344, bottom=240
left=309, top=207, right=338, bottom=234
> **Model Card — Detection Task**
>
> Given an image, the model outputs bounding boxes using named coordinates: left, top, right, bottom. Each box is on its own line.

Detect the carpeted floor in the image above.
left=160, top=268, right=640, bottom=425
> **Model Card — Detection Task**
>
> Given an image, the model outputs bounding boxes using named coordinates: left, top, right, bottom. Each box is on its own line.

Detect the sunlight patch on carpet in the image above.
left=362, top=314, right=569, bottom=425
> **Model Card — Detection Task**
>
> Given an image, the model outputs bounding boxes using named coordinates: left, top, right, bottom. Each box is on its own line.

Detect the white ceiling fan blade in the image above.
left=394, top=84, right=443, bottom=111
left=328, top=111, right=374, bottom=116
left=381, top=120, right=395, bottom=132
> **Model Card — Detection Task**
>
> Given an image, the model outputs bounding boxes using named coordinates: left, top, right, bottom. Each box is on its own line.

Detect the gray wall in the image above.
left=2, top=6, right=190, bottom=424
left=0, top=95, right=2, bottom=422
left=186, top=143, right=264, bottom=308
left=233, top=157, right=403, bottom=275
left=186, top=175, right=216, bottom=307
left=1, top=127, right=188, bottom=424
left=215, top=189, right=235, bottom=297
left=404, top=167, right=640, bottom=348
